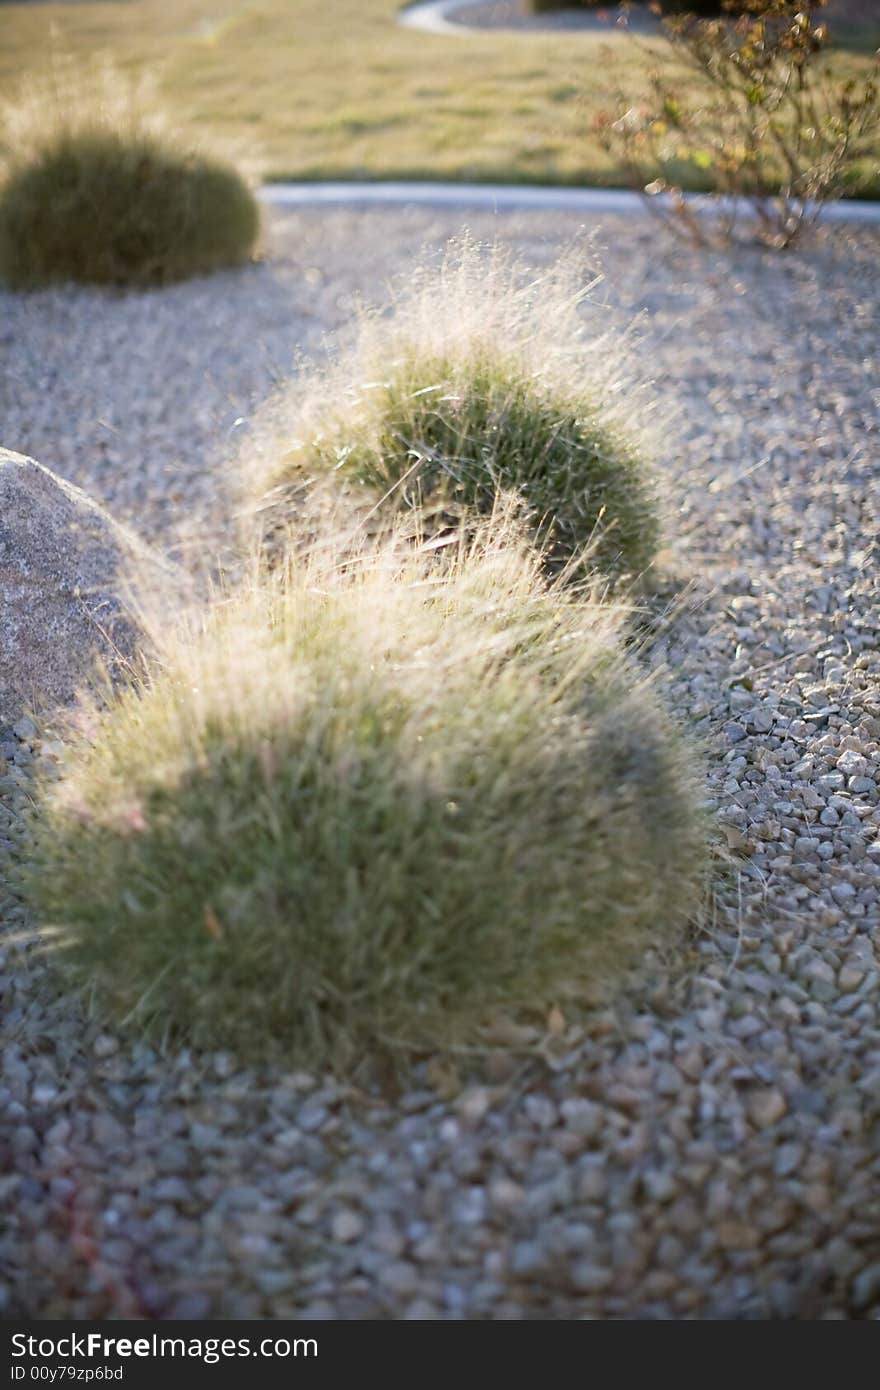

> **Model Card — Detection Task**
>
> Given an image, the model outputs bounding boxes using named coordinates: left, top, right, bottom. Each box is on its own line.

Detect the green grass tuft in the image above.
left=0, top=62, right=259, bottom=288
left=249, top=240, right=663, bottom=584
left=23, top=513, right=704, bottom=1071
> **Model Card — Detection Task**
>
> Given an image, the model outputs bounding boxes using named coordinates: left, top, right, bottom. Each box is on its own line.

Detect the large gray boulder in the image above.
left=0, top=448, right=171, bottom=728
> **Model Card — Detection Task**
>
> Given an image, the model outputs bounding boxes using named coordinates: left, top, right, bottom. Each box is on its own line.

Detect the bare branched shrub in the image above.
left=595, top=0, right=880, bottom=248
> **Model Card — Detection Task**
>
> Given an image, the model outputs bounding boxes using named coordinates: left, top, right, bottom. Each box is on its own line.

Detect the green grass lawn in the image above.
left=0, top=0, right=877, bottom=191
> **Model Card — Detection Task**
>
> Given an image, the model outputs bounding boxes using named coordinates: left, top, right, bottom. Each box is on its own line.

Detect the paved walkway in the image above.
left=398, top=0, right=660, bottom=37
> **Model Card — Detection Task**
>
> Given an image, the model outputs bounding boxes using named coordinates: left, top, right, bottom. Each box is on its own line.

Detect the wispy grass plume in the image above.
left=246, top=238, right=663, bottom=585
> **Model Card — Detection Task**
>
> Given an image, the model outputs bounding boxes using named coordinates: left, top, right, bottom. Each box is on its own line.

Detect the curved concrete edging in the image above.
left=398, top=0, right=472, bottom=36
left=260, top=180, right=880, bottom=225
left=398, top=0, right=660, bottom=37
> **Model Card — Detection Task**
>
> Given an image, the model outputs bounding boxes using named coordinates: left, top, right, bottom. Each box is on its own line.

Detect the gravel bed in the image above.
left=1, top=207, right=879, bottom=1319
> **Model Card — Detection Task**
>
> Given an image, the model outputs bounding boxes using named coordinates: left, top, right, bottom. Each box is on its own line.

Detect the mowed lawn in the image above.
left=0, top=0, right=878, bottom=189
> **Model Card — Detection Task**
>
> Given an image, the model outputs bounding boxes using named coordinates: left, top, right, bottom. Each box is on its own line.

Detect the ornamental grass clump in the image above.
left=248, top=241, right=662, bottom=585
left=24, top=510, right=704, bottom=1070
left=0, top=60, right=259, bottom=288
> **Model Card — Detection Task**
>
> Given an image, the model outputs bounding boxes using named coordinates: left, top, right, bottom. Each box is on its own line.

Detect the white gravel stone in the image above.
left=747, top=1089, right=788, bottom=1129
left=331, top=1210, right=366, bottom=1245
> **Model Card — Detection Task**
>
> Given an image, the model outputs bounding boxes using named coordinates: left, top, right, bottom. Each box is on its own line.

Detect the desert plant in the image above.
left=23, top=510, right=704, bottom=1071
left=595, top=0, right=880, bottom=247
left=0, top=60, right=259, bottom=287
left=248, top=241, right=662, bottom=584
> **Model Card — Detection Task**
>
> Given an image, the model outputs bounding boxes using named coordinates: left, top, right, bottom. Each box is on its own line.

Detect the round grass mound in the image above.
left=293, top=353, right=659, bottom=581
left=251, top=242, right=663, bottom=584
left=0, top=129, right=259, bottom=288
left=24, top=520, right=704, bottom=1070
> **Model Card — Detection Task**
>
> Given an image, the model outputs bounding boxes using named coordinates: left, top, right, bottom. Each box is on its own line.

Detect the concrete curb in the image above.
left=398, top=0, right=659, bottom=37
left=398, top=0, right=472, bottom=36
left=261, top=180, right=880, bottom=225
